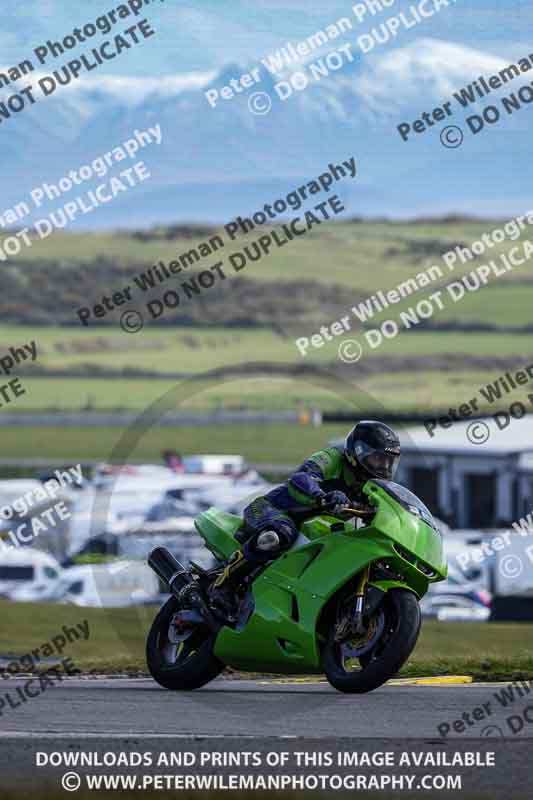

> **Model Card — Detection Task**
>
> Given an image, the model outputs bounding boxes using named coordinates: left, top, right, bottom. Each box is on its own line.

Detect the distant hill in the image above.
left=1, top=219, right=531, bottom=330
left=0, top=39, right=530, bottom=227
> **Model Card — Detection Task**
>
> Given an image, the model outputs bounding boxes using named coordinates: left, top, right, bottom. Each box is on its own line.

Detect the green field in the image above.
left=9, top=365, right=533, bottom=414
left=3, top=325, right=532, bottom=375
left=2, top=324, right=533, bottom=421
left=5, top=220, right=529, bottom=294
left=1, top=600, right=532, bottom=681
left=1, top=218, right=532, bottom=458
left=0, top=423, right=349, bottom=465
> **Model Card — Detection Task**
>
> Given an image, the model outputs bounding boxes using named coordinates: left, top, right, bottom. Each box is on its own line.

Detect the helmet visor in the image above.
left=355, top=442, right=400, bottom=480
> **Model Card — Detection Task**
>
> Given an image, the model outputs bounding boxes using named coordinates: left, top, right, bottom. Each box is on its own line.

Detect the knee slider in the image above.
left=256, top=530, right=280, bottom=552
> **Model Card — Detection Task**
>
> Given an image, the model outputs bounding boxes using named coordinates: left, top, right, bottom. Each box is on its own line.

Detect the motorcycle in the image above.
left=146, top=478, right=447, bottom=694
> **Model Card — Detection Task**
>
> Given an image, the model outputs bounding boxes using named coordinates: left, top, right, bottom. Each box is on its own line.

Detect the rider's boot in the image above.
left=209, top=531, right=280, bottom=617
left=209, top=550, right=258, bottom=617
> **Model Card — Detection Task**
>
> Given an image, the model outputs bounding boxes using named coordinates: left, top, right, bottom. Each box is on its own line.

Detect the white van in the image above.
left=0, top=549, right=64, bottom=602
left=60, top=560, right=161, bottom=607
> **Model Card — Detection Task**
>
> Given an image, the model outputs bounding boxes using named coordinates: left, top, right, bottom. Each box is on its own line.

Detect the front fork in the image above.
left=352, top=564, right=370, bottom=634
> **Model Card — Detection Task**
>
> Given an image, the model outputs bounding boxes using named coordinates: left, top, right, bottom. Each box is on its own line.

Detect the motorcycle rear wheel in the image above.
left=322, top=588, right=421, bottom=694
left=146, top=596, right=224, bottom=690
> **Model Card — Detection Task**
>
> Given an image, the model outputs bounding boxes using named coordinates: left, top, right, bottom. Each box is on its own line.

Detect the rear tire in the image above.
left=146, top=596, right=224, bottom=690
left=322, top=589, right=421, bottom=694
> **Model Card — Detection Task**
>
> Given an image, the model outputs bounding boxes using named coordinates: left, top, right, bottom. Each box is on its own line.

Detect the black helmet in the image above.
left=345, top=421, right=401, bottom=480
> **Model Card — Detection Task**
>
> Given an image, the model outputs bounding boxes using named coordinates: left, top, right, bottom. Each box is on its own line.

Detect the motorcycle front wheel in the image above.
left=146, top=596, right=224, bottom=690
left=322, top=588, right=421, bottom=694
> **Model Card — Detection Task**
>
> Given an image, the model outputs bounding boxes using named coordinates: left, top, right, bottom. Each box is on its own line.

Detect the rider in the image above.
left=210, top=421, right=402, bottom=615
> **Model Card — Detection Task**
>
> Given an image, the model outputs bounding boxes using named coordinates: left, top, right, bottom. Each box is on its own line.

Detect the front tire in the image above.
left=146, top=596, right=224, bottom=690
left=322, top=589, right=421, bottom=694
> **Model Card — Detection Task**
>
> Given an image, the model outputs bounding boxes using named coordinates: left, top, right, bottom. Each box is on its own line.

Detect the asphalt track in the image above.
left=1, top=677, right=532, bottom=738
left=2, top=678, right=533, bottom=795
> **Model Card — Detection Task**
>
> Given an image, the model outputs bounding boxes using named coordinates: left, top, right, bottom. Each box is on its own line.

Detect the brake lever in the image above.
left=316, top=499, right=374, bottom=519
left=343, top=506, right=375, bottom=519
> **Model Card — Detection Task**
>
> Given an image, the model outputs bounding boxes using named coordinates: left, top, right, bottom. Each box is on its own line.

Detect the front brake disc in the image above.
left=341, top=609, right=386, bottom=658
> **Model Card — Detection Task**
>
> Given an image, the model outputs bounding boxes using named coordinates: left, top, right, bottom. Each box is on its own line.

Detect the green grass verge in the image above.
left=1, top=600, right=532, bottom=682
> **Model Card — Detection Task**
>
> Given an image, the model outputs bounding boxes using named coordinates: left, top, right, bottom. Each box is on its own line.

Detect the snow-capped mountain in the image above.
left=0, top=39, right=528, bottom=227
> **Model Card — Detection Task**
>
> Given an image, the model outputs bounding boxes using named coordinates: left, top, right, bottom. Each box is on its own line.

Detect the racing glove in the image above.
left=321, top=490, right=351, bottom=516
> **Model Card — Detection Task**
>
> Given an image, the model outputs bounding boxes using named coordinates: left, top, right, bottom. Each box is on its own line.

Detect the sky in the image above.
left=0, top=0, right=531, bottom=223
left=2, top=0, right=531, bottom=81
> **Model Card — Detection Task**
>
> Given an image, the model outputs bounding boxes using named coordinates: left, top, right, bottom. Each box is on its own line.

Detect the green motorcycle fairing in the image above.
left=194, top=479, right=447, bottom=674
